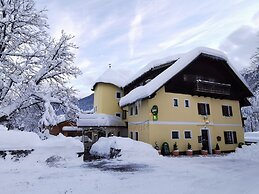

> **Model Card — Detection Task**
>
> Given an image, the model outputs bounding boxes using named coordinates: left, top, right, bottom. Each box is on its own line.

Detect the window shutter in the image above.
left=224, top=132, right=228, bottom=144
left=222, top=106, right=227, bottom=116
left=233, top=131, right=237, bottom=144
left=206, top=104, right=210, bottom=115
left=229, top=106, right=233, bottom=116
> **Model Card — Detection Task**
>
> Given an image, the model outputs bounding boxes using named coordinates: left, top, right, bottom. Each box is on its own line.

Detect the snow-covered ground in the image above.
left=1, top=125, right=259, bottom=194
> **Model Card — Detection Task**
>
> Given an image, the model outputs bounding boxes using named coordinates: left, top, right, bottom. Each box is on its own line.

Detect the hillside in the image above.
left=78, top=93, right=94, bottom=111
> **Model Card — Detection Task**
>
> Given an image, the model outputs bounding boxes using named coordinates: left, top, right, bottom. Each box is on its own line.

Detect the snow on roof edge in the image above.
left=77, top=113, right=126, bottom=127
left=119, top=47, right=253, bottom=107
left=124, top=54, right=182, bottom=87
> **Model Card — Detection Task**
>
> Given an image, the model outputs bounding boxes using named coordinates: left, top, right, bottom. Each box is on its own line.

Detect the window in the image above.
left=130, top=131, right=133, bottom=139
left=115, top=113, right=121, bottom=118
left=122, top=110, right=127, bottom=120
left=198, top=103, right=210, bottom=115
left=224, top=131, right=237, bottom=144
left=135, top=132, right=139, bottom=141
left=184, top=99, right=190, bottom=107
left=173, top=98, right=178, bottom=107
left=135, top=105, right=138, bottom=115
left=171, top=131, right=180, bottom=139
left=116, top=91, right=121, bottom=99
left=184, top=131, right=192, bottom=139
left=222, top=105, right=233, bottom=117
left=130, top=106, right=133, bottom=116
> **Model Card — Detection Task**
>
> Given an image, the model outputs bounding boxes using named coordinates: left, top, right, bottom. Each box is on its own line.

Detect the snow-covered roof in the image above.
left=125, top=54, right=182, bottom=86
left=92, top=67, right=127, bottom=89
left=62, top=126, right=81, bottom=131
left=77, top=113, right=126, bottom=127
left=120, top=47, right=253, bottom=107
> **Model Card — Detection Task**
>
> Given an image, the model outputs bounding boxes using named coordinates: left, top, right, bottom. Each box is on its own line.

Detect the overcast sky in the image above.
left=36, top=0, right=259, bottom=98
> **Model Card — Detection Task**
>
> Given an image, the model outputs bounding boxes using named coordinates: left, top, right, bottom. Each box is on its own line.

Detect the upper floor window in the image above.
left=173, top=98, right=179, bottom=107
left=224, top=131, right=237, bottom=144
left=116, top=91, right=121, bottom=99
left=184, top=99, right=190, bottom=108
left=122, top=110, right=127, bottom=120
left=197, top=103, right=210, bottom=115
left=171, top=131, right=180, bottom=139
left=135, top=105, right=138, bottom=115
left=222, top=105, right=233, bottom=117
left=130, top=106, right=133, bottom=116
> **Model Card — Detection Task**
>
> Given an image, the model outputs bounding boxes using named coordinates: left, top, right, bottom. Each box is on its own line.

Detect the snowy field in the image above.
left=1, top=125, right=259, bottom=194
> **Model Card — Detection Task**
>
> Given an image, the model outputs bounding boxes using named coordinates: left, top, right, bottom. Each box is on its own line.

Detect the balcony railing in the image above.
left=195, top=80, right=231, bottom=95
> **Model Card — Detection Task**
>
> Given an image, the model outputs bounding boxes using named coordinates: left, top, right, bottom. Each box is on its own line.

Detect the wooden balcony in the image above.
left=195, top=80, right=231, bottom=95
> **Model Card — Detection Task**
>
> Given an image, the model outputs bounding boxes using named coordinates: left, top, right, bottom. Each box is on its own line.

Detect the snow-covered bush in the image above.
left=90, top=137, right=159, bottom=162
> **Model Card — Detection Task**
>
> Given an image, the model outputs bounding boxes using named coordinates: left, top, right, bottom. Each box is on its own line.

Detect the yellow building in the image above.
left=80, top=47, right=253, bottom=154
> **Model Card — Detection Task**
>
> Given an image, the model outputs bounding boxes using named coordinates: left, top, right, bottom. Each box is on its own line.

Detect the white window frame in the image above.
left=173, top=98, right=179, bottom=107
left=184, top=130, right=192, bottom=139
left=184, top=99, right=190, bottom=108
left=115, top=91, right=122, bottom=99
left=171, top=130, right=180, bottom=139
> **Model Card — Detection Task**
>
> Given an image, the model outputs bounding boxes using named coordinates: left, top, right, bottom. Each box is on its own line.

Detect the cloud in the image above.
left=219, top=25, right=258, bottom=70
left=129, top=13, right=143, bottom=57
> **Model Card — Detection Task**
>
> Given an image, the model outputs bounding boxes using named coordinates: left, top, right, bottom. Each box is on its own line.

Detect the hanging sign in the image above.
left=151, top=105, right=158, bottom=121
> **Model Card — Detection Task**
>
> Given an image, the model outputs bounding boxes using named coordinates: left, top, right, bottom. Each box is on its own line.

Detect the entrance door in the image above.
left=201, top=129, right=210, bottom=153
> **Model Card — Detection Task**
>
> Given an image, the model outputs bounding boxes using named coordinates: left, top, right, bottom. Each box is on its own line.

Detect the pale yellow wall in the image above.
left=127, top=86, right=244, bottom=152
left=94, top=83, right=123, bottom=116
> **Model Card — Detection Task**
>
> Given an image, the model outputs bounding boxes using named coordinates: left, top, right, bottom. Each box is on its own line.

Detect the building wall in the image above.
left=94, top=83, right=123, bottom=117
left=127, top=86, right=244, bottom=152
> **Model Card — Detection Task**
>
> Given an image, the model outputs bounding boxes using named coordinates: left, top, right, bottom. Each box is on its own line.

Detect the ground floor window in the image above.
left=135, top=132, right=139, bottom=141
left=184, top=130, right=192, bottom=139
left=172, top=131, right=180, bottom=139
left=130, top=131, right=133, bottom=139
left=224, top=131, right=237, bottom=144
